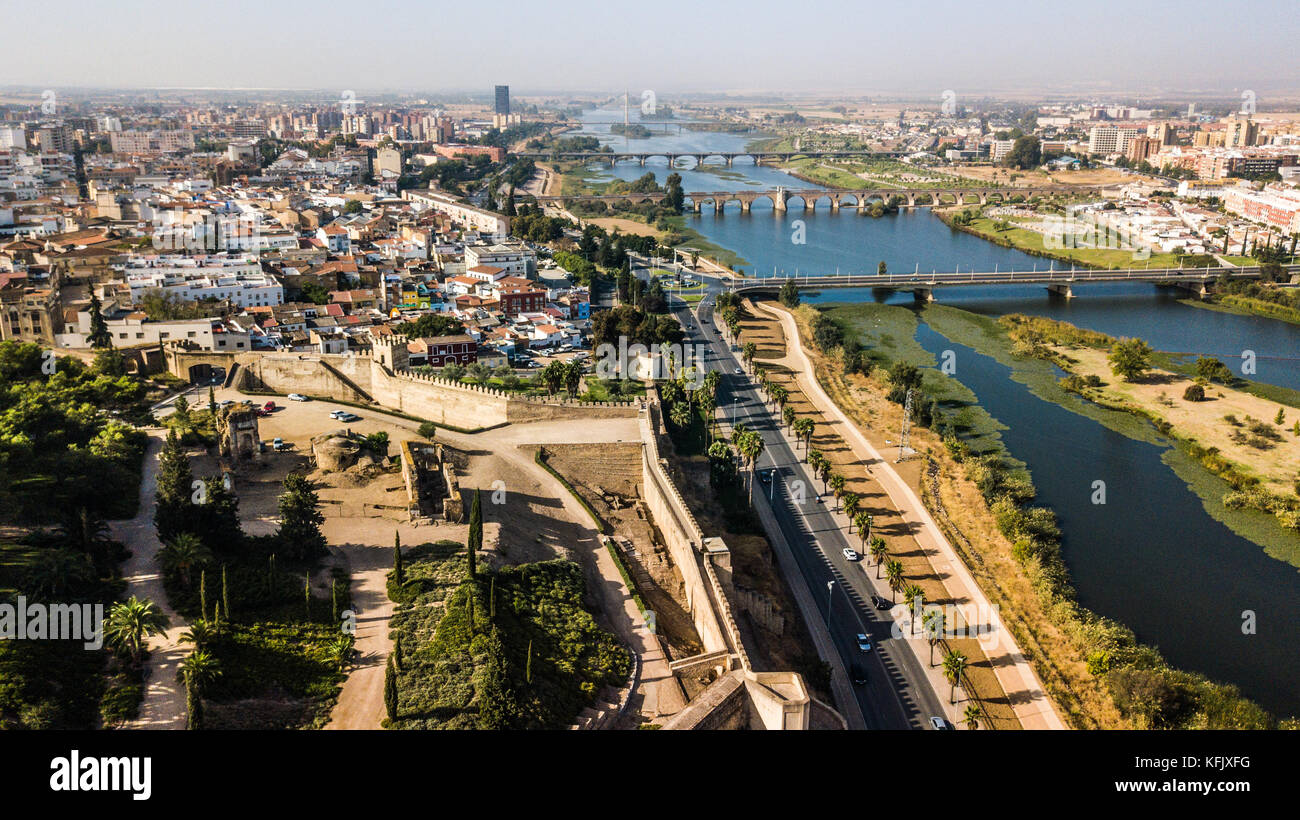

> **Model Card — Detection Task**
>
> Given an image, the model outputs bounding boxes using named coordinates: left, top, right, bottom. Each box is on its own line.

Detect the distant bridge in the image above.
left=537, top=186, right=1103, bottom=212
left=516, top=150, right=906, bottom=167
left=728, top=264, right=1296, bottom=300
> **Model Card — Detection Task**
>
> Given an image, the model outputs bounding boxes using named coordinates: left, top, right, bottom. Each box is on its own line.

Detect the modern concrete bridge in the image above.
left=537, top=186, right=1102, bottom=212
left=727, top=263, right=1296, bottom=300
left=517, top=149, right=906, bottom=167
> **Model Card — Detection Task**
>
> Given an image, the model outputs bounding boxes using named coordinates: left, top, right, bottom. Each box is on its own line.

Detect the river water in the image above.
left=574, top=108, right=1300, bottom=717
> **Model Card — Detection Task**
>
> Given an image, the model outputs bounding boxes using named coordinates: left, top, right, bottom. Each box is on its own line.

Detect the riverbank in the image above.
left=1182, top=292, right=1300, bottom=326
left=802, top=299, right=1290, bottom=728
left=1000, top=314, right=1300, bottom=547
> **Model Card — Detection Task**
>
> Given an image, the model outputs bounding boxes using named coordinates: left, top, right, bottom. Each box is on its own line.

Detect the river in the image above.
left=572, top=107, right=1300, bottom=718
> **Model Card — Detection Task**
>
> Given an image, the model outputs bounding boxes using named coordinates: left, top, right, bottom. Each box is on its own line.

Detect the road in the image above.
left=665, top=282, right=948, bottom=730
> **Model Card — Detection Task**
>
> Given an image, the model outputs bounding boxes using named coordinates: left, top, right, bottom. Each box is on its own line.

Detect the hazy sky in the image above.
left=3, top=0, right=1297, bottom=96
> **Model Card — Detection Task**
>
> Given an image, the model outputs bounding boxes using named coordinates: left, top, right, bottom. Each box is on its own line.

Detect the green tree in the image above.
left=154, top=430, right=194, bottom=542
left=884, top=560, right=905, bottom=603
left=276, top=473, right=326, bottom=559
left=943, top=650, right=969, bottom=704
left=105, top=596, right=169, bottom=665
left=1108, top=337, right=1153, bottom=382
left=923, top=608, right=946, bottom=666
left=963, top=702, right=982, bottom=730
left=384, top=654, right=398, bottom=723
left=86, top=293, right=113, bottom=350
left=159, top=532, right=211, bottom=590
left=393, top=530, right=404, bottom=585
left=779, top=279, right=800, bottom=308
left=467, top=488, right=482, bottom=579
left=869, top=537, right=888, bottom=578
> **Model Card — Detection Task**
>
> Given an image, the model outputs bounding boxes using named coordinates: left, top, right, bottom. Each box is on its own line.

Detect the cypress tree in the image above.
left=222, top=565, right=230, bottom=623
left=331, top=578, right=338, bottom=621
left=199, top=570, right=207, bottom=622
left=393, top=634, right=402, bottom=672
left=393, top=530, right=404, bottom=585
left=489, top=575, right=496, bottom=620
left=384, top=655, right=398, bottom=723
left=154, top=430, right=194, bottom=542
left=304, top=575, right=311, bottom=619
left=87, top=292, right=113, bottom=350
left=526, top=639, right=532, bottom=684
left=467, top=585, right=476, bottom=633
left=467, top=488, right=482, bottom=579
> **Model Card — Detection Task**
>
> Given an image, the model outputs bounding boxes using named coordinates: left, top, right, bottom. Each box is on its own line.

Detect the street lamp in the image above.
left=826, top=580, right=834, bottom=626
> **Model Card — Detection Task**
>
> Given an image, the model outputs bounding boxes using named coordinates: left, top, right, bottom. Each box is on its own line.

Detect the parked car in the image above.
left=287, top=393, right=308, bottom=402
left=272, top=437, right=287, bottom=451
left=263, top=401, right=276, bottom=412
left=842, top=548, right=860, bottom=561
left=856, top=633, right=872, bottom=652
left=758, top=468, right=775, bottom=484
left=871, top=594, right=892, bottom=611
left=733, top=367, right=743, bottom=375
left=337, top=412, right=361, bottom=423
left=929, top=716, right=954, bottom=731
left=218, top=400, right=234, bottom=409
left=329, top=410, right=346, bottom=420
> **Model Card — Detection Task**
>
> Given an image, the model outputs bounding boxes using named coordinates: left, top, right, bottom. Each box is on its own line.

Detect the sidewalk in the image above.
left=751, top=301, right=1065, bottom=730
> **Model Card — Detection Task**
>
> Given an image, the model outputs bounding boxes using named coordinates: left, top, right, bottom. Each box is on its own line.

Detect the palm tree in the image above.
left=106, top=597, right=170, bottom=665
left=843, top=492, right=860, bottom=528
left=884, top=560, right=905, bottom=603
left=922, top=608, right=946, bottom=666
left=807, top=449, right=824, bottom=479
left=737, top=430, right=765, bottom=491
left=179, top=648, right=222, bottom=694
left=669, top=400, right=691, bottom=430
left=943, top=650, right=969, bottom=704
left=771, top=384, right=789, bottom=413
left=24, top=549, right=93, bottom=599
left=817, top=456, right=833, bottom=493
left=828, top=474, right=846, bottom=511
left=742, top=341, right=757, bottom=370
left=179, top=619, right=217, bottom=648
left=869, top=536, right=888, bottom=577
left=159, top=532, right=212, bottom=589
left=903, top=584, right=925, bottom=634
left=963, top=703, right=982, bottom=730
left=782, top=405, right=797, bottom=430
left=854, top=512, right=872, bottom=549
left=792, top=418, right=814, bottom=456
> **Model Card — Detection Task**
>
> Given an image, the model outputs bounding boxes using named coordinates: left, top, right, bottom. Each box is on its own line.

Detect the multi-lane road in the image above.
left=658, top=271, right=949, bottom=729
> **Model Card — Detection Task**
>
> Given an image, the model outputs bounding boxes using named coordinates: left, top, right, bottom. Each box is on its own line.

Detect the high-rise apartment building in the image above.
left=1087, top=126, right=1142, bottom=155
left=494, top=85, right=510, bottom=116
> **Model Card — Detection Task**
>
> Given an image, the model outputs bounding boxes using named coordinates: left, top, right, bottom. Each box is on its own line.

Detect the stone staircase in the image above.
left=567, top=685, right=624, bottom=730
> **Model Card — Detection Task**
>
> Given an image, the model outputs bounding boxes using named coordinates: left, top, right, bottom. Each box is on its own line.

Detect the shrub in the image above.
left=1183, top=384, right=1205, bottom=402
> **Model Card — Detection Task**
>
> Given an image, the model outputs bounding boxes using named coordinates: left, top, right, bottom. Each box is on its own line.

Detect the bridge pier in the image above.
left=714, top=200, right=724, bottom=215
left=912, top=288, right=935, bottom=303
left=639, top=156, right=646, bottom=166
left=1176, top=281, right=1210, bottom=300
left=740, top=199, right=751, bottom=214
left=829, top=198, right=840, bottom=212
left=1046, top=283, right=1075, bottom=299
left=773, top=196, right=786, bottom=213
left=692, top=200, right=702, bottom=214
left=726, top=156, right=733, bottom=167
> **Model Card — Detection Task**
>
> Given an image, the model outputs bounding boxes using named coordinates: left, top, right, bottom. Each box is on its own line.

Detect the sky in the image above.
left=2, top=0, right=1297, bottom=98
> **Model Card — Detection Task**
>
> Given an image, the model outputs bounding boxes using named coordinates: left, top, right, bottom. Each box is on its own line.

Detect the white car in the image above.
left=842, top=548, right=860, bottom=561
left=288, top=393, right=309, bottom=402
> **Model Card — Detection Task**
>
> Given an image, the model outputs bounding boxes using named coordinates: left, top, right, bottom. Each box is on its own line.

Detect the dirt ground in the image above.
left=942, top=164, right=1130, bottom=188
left=1064, top=346, right=1300, bottom=494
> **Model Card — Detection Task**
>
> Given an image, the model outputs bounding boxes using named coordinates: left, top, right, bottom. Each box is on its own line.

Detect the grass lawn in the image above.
left=964, top=216, right=1185, bottom=270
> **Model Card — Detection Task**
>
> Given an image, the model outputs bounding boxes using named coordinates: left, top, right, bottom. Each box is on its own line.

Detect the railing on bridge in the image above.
left=730, top=263, right=1290, bottom=289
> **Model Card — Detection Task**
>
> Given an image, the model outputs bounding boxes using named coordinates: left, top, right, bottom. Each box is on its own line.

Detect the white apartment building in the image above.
left=118, top=255, right=283, bottom=309
left=464, top=242, right=536, bottom=277
left=403, top=189, right=509, bottom=240
left=1088, top=126, right=1143, bottom=156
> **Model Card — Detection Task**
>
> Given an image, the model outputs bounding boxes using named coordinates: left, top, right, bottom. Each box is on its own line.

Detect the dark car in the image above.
left=871, top=594, right=891, bottom=611
left=850, top=664, right=868, bottom=686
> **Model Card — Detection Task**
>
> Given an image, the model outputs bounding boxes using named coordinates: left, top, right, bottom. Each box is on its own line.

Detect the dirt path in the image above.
left=111, top=430, right=189, bottom=730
